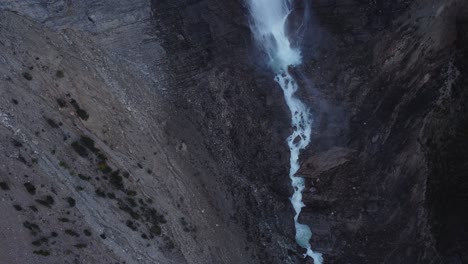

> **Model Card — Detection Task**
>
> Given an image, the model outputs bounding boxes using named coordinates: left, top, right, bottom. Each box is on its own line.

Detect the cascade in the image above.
left=246, top=0, right=323, bottom=263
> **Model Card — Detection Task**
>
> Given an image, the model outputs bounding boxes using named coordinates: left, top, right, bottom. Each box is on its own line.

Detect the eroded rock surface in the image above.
left=0, top=0, right=467, bottom=263
left=297, top=0, right=468, bottom=263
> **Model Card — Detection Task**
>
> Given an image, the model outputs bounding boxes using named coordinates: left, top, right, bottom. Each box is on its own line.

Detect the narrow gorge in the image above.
left=0, top=0, right=467, bottom=264
left=247, top=0, right=322, bottom=262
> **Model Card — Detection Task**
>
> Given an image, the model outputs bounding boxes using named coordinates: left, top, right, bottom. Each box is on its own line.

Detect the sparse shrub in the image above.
left=78, top=174, right=91, bottom=181
left=17, top=155, right=27, bottom=164
left=126, top=197, right=137, bottom=207
left=56, top=98, right=67, bottom=108
left=64, top=229, right=79, bottom=237
left=71, top=141, right=88, bottom=157
left=45, top=118, right=59, bottom=128
left=97, top=153, right=107, bottom=161
left=22, top=72, right=32, bottom=80
left=56, top=70, right=64, bottom=78
left=180, top=217, right=197, bottom=233
left=126, top=190, right=137, bottom=197
left=11, top=139, right=23, bottom=147
left=80, top=136, right=99, bottom=153
left=143, top=208, right=166, bottom=224
left=98, top=162, right=112, bottom=173
left=0, top=182, right=10, bottom=190
left=35, top=196, right=54, bottom=208
left=150, top=225, right=161, bottom=236
left=33, top=250, right=50, bottom=256
left=164, top=237, right=175, bottom=250
left=23, top=221, right=41, bottom=236
left=74, top=243, right=87, bottom=249
left=117, top=200, right=140, bottom=220
left=126, top=220, right=137, bottom=231
left=59, top=161, right=69, bottom=169
left=31, top=237, right=48, bottom=247
left=70, top=99, right=89, bottom=120
left=24, top=182, right=36, bottom=195
left=109, top=170, right=124, bottom=189
left=95, top=188, right=106, bottom=198
left=66, top=197, right=76, bottom=207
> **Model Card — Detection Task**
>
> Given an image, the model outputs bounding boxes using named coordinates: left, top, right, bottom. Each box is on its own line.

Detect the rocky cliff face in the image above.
left=0, top=0, right=467, bottom=264
left=297, top=0, right=468, bottom=263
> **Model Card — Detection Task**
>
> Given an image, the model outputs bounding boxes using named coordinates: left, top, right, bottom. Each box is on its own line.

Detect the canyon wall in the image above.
left=0, top=0, right=466, bottom=263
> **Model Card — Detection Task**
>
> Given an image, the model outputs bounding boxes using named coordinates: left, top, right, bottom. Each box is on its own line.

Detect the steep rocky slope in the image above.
left=0, top=0, right=299, bottom=262
left=297, top=0, right=468, bottom=263
left=0, top=0, right=467, bottom=264
left=0, top=10, right=257, bottom=264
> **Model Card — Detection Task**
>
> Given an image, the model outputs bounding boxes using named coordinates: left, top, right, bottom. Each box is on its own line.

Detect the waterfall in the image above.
left=246, top=0, right=323, bottom=263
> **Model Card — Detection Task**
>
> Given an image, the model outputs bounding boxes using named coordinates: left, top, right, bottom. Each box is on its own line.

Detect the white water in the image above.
left=246, top=0, right=323, bottom=263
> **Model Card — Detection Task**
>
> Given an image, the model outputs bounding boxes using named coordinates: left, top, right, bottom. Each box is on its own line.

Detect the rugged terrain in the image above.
left=0, top=0, right=467, bottom=264
left=297, top=0, right=468, bottom=263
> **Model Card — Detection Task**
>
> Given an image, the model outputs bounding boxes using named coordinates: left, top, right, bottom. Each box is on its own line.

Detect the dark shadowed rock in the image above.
left=0, top=0, right=466, bottom=263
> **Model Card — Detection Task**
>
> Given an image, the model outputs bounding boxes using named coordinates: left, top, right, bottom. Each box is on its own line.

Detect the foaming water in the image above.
left=247, top=0, right=323, bottom=263
left=247, top=0, right=301, bottom=69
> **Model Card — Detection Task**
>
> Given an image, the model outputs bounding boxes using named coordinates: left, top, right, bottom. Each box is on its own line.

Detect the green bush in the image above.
left=98, top=162, right=112, bottom=173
